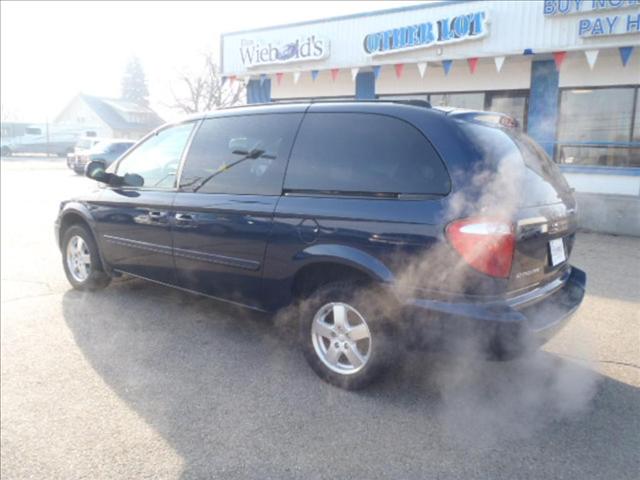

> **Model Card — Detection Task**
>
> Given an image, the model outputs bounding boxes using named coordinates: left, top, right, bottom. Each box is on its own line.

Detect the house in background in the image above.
left=55, top=94, right=164, bottom=140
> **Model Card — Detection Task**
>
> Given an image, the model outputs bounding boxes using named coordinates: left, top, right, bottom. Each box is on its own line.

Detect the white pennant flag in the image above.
left=417, top=62, right=427, bottom=78
left=494, top=56, right=506, bottom=72
left=585, top=50, right=599, bottom=70
left=351, top=67, right=359, bottom=81
left=293, top=71, right=301, bottom=84
left=243, top=75, right=251, bottom=84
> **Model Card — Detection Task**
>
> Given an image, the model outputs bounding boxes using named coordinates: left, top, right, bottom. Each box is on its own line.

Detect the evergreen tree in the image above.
left=121, top=57, right=149, bottom=106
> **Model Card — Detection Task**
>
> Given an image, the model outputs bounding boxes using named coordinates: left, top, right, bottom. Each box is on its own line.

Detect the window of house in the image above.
left=179, top=114, right=303, bottom=195
left=284, top=113, right=450, bottom=196
left=556, top=87, right=639, bottom=168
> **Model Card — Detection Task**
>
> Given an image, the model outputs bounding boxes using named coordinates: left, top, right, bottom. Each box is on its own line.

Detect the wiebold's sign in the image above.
left=363, top=11, right=488, bottom=56
left=239, top=35, right=329, bottom=68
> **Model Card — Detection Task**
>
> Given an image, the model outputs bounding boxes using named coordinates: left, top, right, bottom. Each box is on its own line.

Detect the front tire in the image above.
left=62, top=225, right=111, bottom=290
left=300, top=281, right=394, bottom=390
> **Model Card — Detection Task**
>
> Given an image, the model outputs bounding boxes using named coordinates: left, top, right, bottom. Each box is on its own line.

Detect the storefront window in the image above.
left=429, top=92, right=485, bottom=111
left=487, top=92, right=528, bottom=129
left=379, top=91, right=528, bottom=129
left=557, top=87, right=639, bottom=168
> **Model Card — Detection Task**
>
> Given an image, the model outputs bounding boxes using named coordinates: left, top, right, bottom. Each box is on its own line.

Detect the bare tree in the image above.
left=171, top=52, right=245, bottom=114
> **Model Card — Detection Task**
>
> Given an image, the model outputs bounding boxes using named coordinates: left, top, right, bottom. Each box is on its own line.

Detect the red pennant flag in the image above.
left=330, top=68, right=339, bottom=81
left=394, top=63, right=404, bottom=78
left=275, top=72, right=283, bottom=85
left=229, top=75, right=237, bottom=85
left=553, top=51, right=567, bottom=71
left=467, top=57, right=479, bottom=74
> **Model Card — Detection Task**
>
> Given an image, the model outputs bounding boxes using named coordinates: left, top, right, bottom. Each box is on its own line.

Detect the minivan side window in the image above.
left=284, top=113, right=450, bottom=196
left=115, top=122, right=194, bottom=189
left=179, top=114, right=303, bottom=195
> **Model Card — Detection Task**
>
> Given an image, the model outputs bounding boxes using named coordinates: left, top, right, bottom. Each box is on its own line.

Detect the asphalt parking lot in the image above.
left=1, top=157, right=639, bottom=479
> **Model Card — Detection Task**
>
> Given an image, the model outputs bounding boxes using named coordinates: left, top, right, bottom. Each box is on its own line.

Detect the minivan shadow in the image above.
left=62, top=279, right=640, bottom=479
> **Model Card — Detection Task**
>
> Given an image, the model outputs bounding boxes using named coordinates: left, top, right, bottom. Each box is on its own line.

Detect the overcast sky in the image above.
left=1, top=0, right=425, bottom=123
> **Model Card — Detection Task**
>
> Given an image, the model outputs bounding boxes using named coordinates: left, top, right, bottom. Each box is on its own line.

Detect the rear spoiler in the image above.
left=435, top=107, right=520, bottom=129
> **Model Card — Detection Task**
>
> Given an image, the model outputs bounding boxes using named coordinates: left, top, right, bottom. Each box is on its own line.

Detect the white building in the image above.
left=221, top=0, right=640, bottom=235
left=55, top=94, right=164, bottom=140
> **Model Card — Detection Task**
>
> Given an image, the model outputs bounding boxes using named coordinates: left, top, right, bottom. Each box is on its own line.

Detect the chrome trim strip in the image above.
left=173, top=246, right=260, bottom=271
left=103, top=235, right=172, bottom=255
left=103, top=235, right=260, bottom=270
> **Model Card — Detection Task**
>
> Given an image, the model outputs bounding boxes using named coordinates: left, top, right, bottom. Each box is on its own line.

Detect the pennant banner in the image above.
left=417, top=62, right=427, bottom=78
left=275, top=72, right=283, bottom=86
left=553, top=51, right=567, bottom=71
left=243, top=75, right=251, bottom=84
left=372, top=65, right=381, bottom=79
left=330, top=68, right=340, bottom=82
left=619, top=46, right=634, bottom=66
left=394, top=63, right=404, bottom=79
left=229, top=75, right=237, bottom=86
left=220, top=76, right=227, bottom=86
left=311, top=70, right=319, bottom=81
left=467, top=57, right=479, bottom=74
left=494, top=56, right=505, bottom=72
left=293, top=71, right=301, bottom=84
left=442, top=60, right=453, bottom=76
left=351, top=67, right=359, bottom=82
left=259, top=74, right=267, bottom=86
left=584, top=50, right=599, bottom=70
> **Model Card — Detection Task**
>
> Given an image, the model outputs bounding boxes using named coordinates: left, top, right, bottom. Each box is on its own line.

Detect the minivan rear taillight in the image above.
left=446, top=217, right=515, bottom=278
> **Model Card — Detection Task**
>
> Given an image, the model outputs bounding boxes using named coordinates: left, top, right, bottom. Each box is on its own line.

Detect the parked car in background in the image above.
left=66, top=137, right=103, bottom=169
left=1, top=124, right=98, bottom=157
left=71, top=139, right=135, bottom=174
left=55, top=101, right=586, bottom=390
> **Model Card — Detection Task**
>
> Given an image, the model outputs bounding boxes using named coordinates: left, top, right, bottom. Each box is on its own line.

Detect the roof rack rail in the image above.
left=215, top=98, right=433, bottom=110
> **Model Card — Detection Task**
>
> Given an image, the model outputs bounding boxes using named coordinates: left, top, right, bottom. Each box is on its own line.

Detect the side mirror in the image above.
left=85, top=160, right=110, bottom=183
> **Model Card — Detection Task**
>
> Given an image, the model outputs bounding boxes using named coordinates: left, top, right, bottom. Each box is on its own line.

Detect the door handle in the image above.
left=148, top=211, right=167, bottom=221
left=175, top=213, right=195, bottom=223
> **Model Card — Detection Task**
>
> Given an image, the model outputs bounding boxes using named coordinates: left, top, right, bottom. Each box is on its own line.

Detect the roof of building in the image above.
left=68, top=94, right=164, bottom=132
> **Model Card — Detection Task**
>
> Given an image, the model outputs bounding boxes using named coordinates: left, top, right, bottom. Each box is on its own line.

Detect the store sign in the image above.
left=543, top=0, right=640, bottom=37
left=363, top=11, right=488, bottom=56
left=239, top=35, right=329, bottom=68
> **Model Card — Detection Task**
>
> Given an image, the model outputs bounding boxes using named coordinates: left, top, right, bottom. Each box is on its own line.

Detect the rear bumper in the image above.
left=400, top=266, right=586, bottom=357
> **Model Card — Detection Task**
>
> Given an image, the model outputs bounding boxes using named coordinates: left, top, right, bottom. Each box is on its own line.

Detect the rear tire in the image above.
left=62, top=225, right=111, bottom=291
left=299, top=281, right=395, bottom=390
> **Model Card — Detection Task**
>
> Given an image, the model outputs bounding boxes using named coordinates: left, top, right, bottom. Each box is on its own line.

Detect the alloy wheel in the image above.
left=311, top=302, right=372, bottom=375
left=66, top=235, right=92, bottom=282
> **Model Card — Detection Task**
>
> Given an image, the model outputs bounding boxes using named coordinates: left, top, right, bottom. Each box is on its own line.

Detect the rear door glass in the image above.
left=284, top=113, right=450, bottom=196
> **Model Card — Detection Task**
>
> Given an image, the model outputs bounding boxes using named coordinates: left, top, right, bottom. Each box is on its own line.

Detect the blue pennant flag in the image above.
left=259, top=73, right=267, bottom=86
left=310, top=70, right=319, bottom=81
left=372, top=65, right=381, bottom=79
left=220, top=76, right=227, bottom=86
left=442, top=60, right=453, bottom=76
left=619, top=46, right=634, bottom=67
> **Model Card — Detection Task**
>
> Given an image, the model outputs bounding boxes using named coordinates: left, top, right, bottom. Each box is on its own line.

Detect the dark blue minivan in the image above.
left=55, top=101, right=586, bottom=389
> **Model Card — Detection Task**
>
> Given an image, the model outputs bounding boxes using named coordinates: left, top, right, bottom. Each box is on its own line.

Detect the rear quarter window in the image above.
left=284, top=113, right=450, bottom=196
